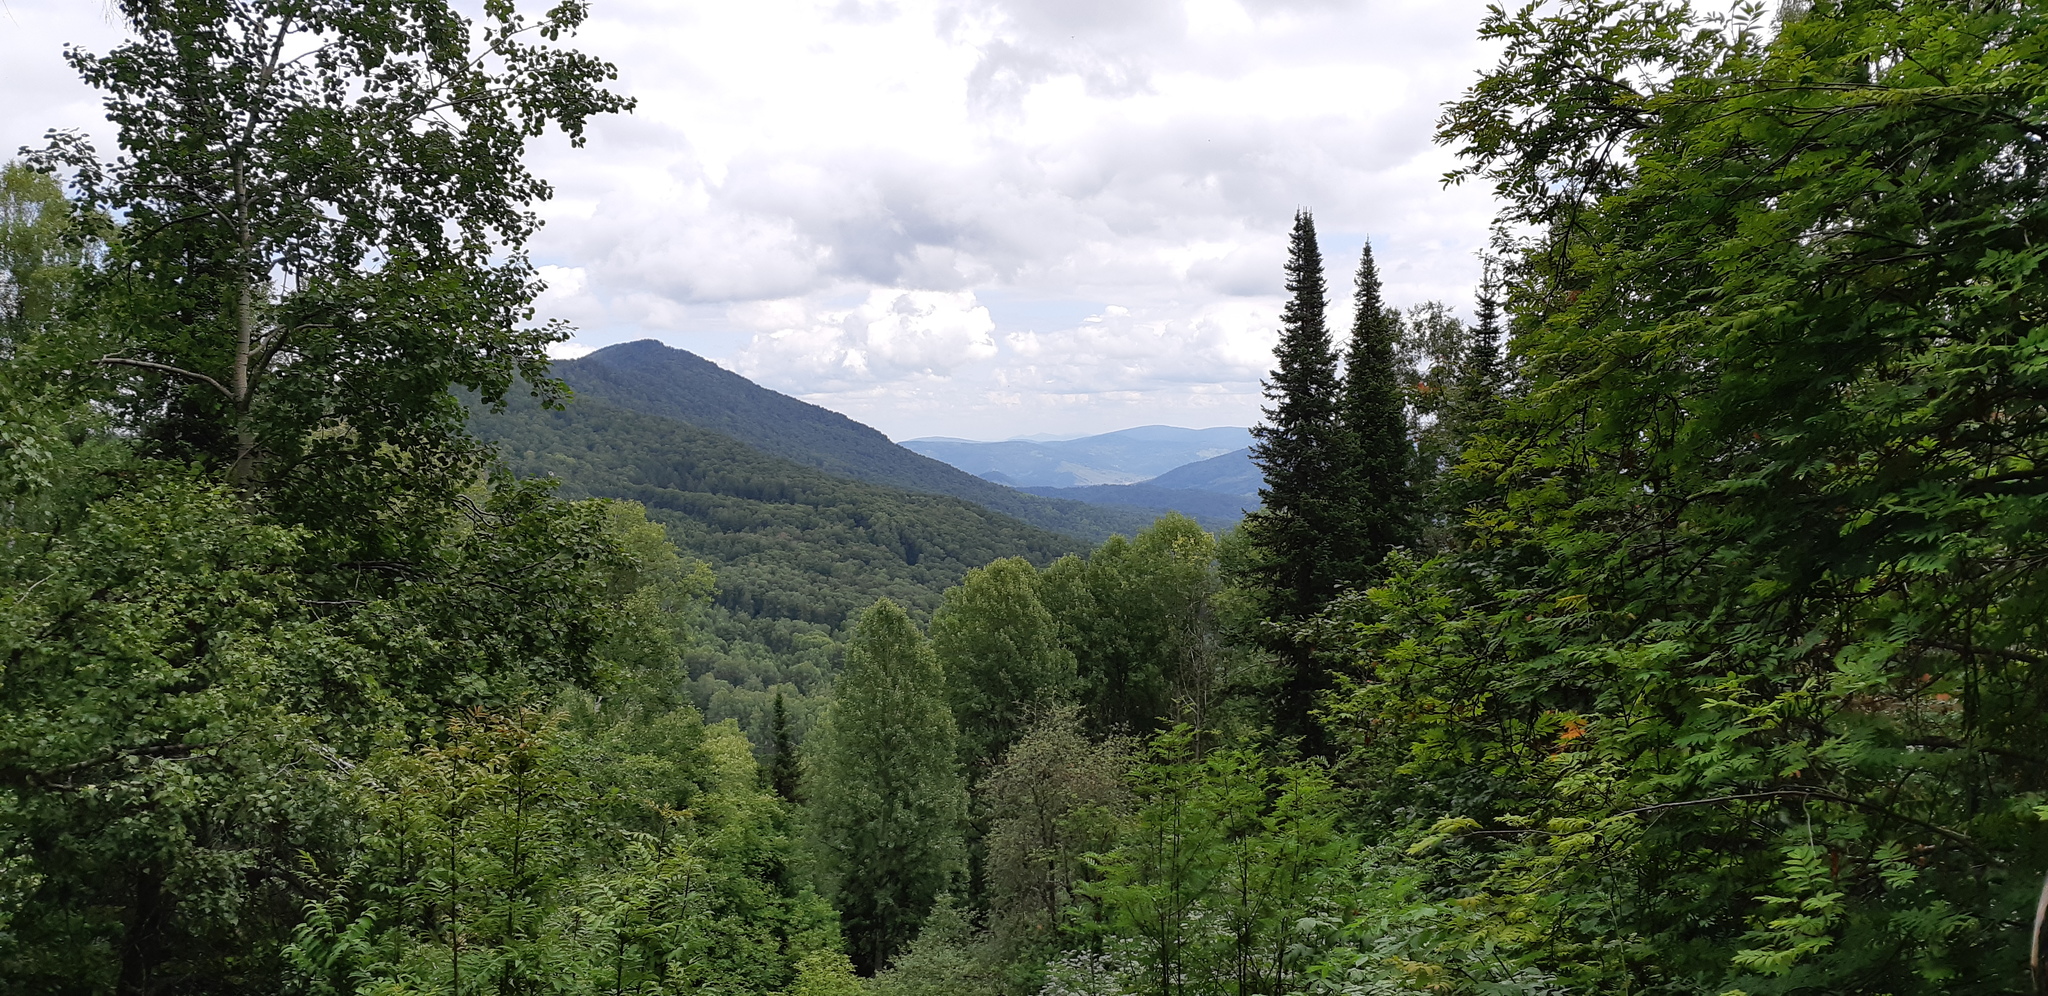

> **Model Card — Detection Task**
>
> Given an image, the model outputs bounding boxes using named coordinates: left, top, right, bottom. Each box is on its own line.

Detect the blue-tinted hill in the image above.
left=902, top=425, right=1252, bottom=487
left=1147, top=447, right=1262, bottom=497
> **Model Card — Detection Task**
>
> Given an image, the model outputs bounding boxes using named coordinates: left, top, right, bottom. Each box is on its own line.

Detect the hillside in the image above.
left=902, top=425, right=1252, bottom=486
left=552, top=340, right=1164, bottom=541
left=1018, top=446, right=1264, bottom=526
left=1147, top=446, right=1261, bottom=496
left=1017, top=484, right=1249, bottom=526
left=470, top=393, right=1083, bottom=742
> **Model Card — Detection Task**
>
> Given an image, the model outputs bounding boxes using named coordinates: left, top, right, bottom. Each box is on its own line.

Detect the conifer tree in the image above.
left=804, top=600, right=968, bottom=975
left=1435, top=261, right=1507, bottom=535
left=1334, top=239, right=1419, bottom=579
left=1245, top=210, right=1341, bottom=618
left=1243, top=210, right=1341, bottom=748
left=1452, top=260, right=1505, bottom=436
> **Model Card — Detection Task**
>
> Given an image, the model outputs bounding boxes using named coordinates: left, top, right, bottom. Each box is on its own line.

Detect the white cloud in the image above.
left=1, top=0, right=1505, bottom=439
left=547, top=341, right=599, bottom=360
left=734, top=288, right=998, bottom=388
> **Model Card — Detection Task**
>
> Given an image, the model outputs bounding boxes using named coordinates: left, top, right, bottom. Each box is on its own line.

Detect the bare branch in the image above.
left=1617, top=789, right=1980, bottom=850
left=95, top=355, right=234, bottom=399
left=1917, top=640, right=2048, bottom=668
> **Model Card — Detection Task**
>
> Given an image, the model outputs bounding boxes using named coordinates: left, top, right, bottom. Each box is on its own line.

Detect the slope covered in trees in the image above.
left=555, top=340, right=1165, bottom=541
left=10, top=1, right=2048, bottom=995
left=469, top=392, right=1082, bottom=744
left=0, top=3, right=849, bottom=993
left=1016, top=481, right=1248, bottom=527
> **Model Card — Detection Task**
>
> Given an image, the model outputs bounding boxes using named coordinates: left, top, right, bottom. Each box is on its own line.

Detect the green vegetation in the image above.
left=469, top=393, right=1082, bottom=745
left=555, top=340, right=1166, bottom=542
left=1242, top=210, right=1342, bottom=627
left=804, top=600, right=969, bottom=975
left=8, top=1, right=2048, bottom=995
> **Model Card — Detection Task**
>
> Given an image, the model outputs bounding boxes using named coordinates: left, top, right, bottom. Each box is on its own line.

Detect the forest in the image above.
left=2, top=0, right=2044, bottom=994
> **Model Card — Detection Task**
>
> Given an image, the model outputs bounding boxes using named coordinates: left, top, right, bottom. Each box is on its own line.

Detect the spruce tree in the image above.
left=1453, top=260, right=1505, bottom=434
left=1243, top=210, right=1341, bottom=747
left=1437, top=261, right=1507, bottom=535
left=804, top=600, right=968, bottom=975
left=1245, top=210, right=1341, bottom=618
left=1334, top=239, right=1420, bottom=578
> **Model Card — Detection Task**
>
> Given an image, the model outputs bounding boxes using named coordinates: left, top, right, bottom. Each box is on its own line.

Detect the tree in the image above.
left=980, top=707, right=1134, bottom=949
left=1333, top=240, right=1419, bottom=581
left=287, top=708, right=843, bottom=996
left=1076, top=729, right=1350, bottom=996
left=1327, top=1, right=2048, bottom=990
left=0, top=162, right=84, bottom=344
left=804, top=600, right=968, bottom=975
left=1039, top=516, right=1232, bottom=739
left=30, top=0, right=630, bottom=530
left=1244, top=210, right=1342, bottom=621
left=1452, top=260, right=1506, bottom=437
left=769, top=691, right=802, bottom=803
left=931, top=557, right=1078, bottom=770
left=1431, top=261, right=1508, bottom=537
left=1240, top=211, right=1343, bottom=746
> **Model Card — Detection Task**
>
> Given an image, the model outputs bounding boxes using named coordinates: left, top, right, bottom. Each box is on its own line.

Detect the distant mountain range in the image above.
left=902, top=426, right=1253, bottom=487
left=464, top=339, right=1263, bottom=745
left=550, top=340, right=1186, bottom=539
left=1017, top=447, right=1263, bottom=520
left=1148, top=447, right=1261, bottom=495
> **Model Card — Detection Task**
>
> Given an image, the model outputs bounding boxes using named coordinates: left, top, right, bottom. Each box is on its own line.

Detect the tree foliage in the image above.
left=32, top=0, right=628, bottom=518
left=934, top=558, right=1080, bottom=770
left=1244, top=210, right=1342, bottom=628
left=803, top=599, right=968, bottom=975
left=1326, top=1, right=2048, bottom=991
left=1333, top=240, right=1418, bottom=579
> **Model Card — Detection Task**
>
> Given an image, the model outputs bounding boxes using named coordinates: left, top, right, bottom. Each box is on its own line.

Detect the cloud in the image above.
left=547, top=341, right=598, bottom=360
left=1, top=0, right=1507, bottom=439
left=733, top=289, right=999, bottom=389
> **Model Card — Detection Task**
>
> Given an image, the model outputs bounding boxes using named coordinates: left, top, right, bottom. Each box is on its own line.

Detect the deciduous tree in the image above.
left=804, top=600, right=968, bottom=975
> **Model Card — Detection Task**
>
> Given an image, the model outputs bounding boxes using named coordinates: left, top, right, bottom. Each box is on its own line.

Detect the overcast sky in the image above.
left=2, top=0, right=1501, bottom=440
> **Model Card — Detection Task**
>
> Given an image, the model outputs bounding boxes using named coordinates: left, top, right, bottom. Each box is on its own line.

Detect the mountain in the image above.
left=1146, top=447, right=1262, bottom=496
left=1019, top=484, right=1254, bottom=524
left=901, top=425, right=1253, bottom=487
left=469, top=392, right=1084, bottom=746
left=552, top=340, right=1162, bottom=541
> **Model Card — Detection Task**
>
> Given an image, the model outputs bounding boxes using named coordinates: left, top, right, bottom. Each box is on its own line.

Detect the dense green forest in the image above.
left=552, top=341, right=1168, bottom=541
left=469, top=392, right=1083, bottom=745
left=5, top=1, right=2048, bottom=995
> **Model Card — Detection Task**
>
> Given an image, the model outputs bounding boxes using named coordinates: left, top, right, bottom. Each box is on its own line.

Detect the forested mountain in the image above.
left=1017, top=482, right=1249, bottom=526
left=555, top=340, right=1164, bottom=540
left=10, top=3, right=2047, bottom=996
left=470, top=393, right=1080, bottom=744
left=902, top=425, right=1251, bottom=486
left=1146, top=445, right=1260, bottom=495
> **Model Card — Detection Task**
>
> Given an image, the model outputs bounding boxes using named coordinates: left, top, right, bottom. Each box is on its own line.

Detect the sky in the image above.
left=1, top=0, right=1502, bottom=441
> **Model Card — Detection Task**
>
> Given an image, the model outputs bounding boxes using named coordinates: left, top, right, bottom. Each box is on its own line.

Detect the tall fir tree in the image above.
left=1452, top=259, right=1505, bottom=435
left=804, top=599, right=968, bottom=975
left=1243, top=210, right=1341, bottom=747
left=1335, top=239, right=1420, bottom=578
left=1436, top=260, right=1508, bottom=535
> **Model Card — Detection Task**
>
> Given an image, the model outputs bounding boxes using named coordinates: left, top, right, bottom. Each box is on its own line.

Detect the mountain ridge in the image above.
left=551, top=340, right=1167, bottom=541
left=900, top=425, right=1253, bottom=487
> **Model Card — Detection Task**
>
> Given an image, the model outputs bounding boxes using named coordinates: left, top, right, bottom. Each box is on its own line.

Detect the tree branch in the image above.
left=1618, top=789, right=1981, bottom=851
left=95, top=356, right=233, bottom=399
left=1917, top=640, right=2048, bottom=668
